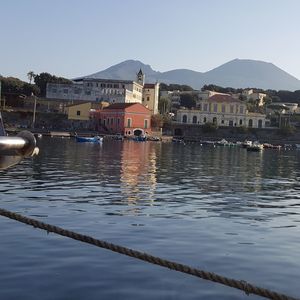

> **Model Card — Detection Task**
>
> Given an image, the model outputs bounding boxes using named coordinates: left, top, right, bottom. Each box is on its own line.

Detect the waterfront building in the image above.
left=46, top=78, right=143, bottom=104
left=46, top=69, right=159, bottom=115
left=67, top=101, right=108, bottom=121
left=176, top=94, right=266, bottom=128
left=142, top=83, right=160, bottom=115
left=91, top=103, right=152, bottom=136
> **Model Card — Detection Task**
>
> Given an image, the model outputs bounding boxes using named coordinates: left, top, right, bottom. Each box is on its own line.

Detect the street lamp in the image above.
left=32, top=93, right=37, bottom=129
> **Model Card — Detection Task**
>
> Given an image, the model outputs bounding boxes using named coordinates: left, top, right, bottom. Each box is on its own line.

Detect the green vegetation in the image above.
left=34, top=72, right=71, bottom=97
left=180, top=93, right=197, bottom=108
left=160, top=83, right=194, bottom=91
left=158, top=97, right=171, bottom=114
left=0, top=72, right=71, bottom=104
left=202, top=84, right=300, bottom=104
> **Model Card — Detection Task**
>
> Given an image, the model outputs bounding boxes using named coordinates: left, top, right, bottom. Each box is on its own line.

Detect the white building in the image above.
left=46, top=78, right=144, bottom=104
left=177, top=94, right=266, bottom=128
left=46, top=69, right=159, bottom=115
left=242, top=89, right=267, bottom=106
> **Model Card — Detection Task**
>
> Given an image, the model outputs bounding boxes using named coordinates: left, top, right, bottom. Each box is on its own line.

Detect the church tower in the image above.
left=136, top=68, right=145, bottom=86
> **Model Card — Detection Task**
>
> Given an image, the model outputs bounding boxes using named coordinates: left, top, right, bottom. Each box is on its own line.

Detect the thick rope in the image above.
left=0, top=208, right=298, bottom=300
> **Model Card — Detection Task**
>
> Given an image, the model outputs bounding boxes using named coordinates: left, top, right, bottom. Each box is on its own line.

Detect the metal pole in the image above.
left=32, top=94, right=37, bottom=128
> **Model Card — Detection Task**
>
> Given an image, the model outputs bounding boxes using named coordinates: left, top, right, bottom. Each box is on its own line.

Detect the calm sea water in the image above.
left=0, top=137, right=300, bottom=300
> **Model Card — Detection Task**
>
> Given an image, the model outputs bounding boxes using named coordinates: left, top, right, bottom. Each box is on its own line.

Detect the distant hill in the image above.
left=82, top=59, right=300, bottom=91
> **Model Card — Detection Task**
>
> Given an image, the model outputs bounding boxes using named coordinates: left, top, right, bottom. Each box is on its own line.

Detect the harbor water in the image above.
left=0, top=137, right=300, bottom=299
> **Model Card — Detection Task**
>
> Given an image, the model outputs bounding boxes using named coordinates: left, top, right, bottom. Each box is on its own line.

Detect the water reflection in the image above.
left=120, top=141, right=157, bottom=205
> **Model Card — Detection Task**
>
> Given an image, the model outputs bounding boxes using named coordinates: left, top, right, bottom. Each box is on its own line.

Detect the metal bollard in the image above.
left=0, top=130, right=38, bottom=157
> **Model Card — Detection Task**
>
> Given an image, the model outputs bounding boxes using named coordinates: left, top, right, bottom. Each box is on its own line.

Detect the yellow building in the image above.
left=177, top=94, right=266, bottom=128
left=67, top=101, right=108, bottom=121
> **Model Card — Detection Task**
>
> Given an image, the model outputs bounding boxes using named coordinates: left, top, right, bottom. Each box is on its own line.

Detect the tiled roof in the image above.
left=207, top=94, right=241, bottom=103
left=103, top=103, right=136, bottom=110
left=144, top=83, right=155, bottom=88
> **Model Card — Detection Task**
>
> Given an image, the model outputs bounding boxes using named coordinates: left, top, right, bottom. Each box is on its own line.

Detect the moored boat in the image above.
left=247, top=141, right=263, bottom=151
left=75, top=136, right=103, bottom=143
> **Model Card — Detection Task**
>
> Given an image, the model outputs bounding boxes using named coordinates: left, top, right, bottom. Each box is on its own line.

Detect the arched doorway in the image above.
left=133, top=129, right=144, bottom=136
left=192, top=116, right=197, bottom=124
left=248, top=119, right=253, bottom=128
left=258, top=119, right=263, bottom=128
left=182, top=115, right=187, bottom=123
left=213, top=117, right=217, bottom=124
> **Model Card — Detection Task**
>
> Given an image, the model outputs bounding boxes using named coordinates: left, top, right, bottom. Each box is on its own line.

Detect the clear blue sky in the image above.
left=1, top=0, right=300, bottom=81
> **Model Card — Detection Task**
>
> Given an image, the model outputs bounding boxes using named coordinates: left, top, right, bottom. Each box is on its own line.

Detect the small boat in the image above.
left=134, top=135, right=147, bottom=142
left=247, top=141, right=263, bottom=151
left=263, top=143, right=282, bottom=150
left=75, top=136, right=103, bottom=143
left=242, top=140, right=252, bottom=148
left=216, top=139, right=228, bottom=146
left=112, top=134, right=124, bottom=141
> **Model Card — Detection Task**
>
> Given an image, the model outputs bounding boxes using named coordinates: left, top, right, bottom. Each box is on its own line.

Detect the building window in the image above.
left=203, top=104, right=208, bottom=111
left=239, top=119, right=243, bottom=125
left=192, top=116, right=197, bottom=124
left=85, top=91, right=91, bottom=95
left=52, top=88, right=57, bottom=93
left=222, top=104, right=226, bottom=113
left=114, top=84, right=119, bottom=88
left=229, top=120, right=233, bottom=126
left=144, top=119, right=148, bottom=129
left=230, top=105, right=234, bottom=113
left=258, top=119, right=263, bottom=128
left=203, top=117, right=207, bottom=123
left=117, top=118, right=120, bottom=126
left=213, top=104, right=218, bottom=112
left=63, top=89, right=68, bottom=94
left=107, top=118, right=110, bottom=125
left=240, top=106, right=244, bottom=114
left=221, top=120, right=224, bottom=124
left=213, top=117, right=217, bottom=124
left=182, top=115, right=187, bottom=123
left=147, top=96, right=150, bottom=101
left=127, top=118, right=132, bottom=127
left=198, top=103, right=202, bottom=111
left=76, top=111, right=80, bottom=116
left=248, top=119, right=253, bottom=128
left=111, top=118, right=114, bottom=125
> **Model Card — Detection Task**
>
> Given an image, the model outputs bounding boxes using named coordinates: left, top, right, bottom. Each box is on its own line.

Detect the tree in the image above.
left=180, top=93, right=197, bottom=109
left=27, top=71, right=35, bottom=84
left=151, top=114, right=164, bottom=128
left=34, top=72, right=71, bottom=97
left=158, top=97, right=171, bottom=114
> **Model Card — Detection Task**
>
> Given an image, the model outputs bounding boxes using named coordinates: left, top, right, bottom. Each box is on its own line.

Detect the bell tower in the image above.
left=136, top=68, right=145, bottom=86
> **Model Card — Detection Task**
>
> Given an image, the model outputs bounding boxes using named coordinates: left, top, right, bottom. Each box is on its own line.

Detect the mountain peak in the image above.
left=83, top=59, right=300, bottom=91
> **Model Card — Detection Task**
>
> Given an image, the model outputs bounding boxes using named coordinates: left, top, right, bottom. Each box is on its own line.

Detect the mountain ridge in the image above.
left=83, top=59, right=300, bottom=91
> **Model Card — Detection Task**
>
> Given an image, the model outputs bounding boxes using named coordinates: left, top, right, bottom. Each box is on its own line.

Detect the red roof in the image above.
left=103, top=103, right=136, bottom=110
left=144, top=83, right=155, bottom=88
left=208, top=94, right=241, bottom=103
